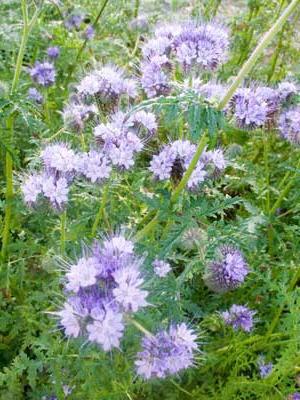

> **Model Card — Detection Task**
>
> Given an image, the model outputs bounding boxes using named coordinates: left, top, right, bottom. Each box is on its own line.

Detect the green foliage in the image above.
left=0, top=0, right=300, bottom=399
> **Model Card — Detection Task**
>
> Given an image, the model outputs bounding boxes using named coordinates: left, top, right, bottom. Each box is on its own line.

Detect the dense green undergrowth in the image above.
left=0, top=1, right=299, bottom=399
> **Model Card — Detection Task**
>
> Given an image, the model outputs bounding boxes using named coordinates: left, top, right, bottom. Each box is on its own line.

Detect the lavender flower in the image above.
left=172, top=22, right=229, bottom=72
left=84, top=25, right=95, bottom=40
left=29, top=61, right=56, bottom=87
left=66, top=256, right=99, bottom=293
left=56, top=234, right=149, bottom=350
left=47, top=46, right=60, bottom=59
left=128, top=110, right=158, bottom=137
left=204, top=246, right=249, bottom=292
left=63, top=103, right=97, bottom=133
left=278, top=107, right=300, bottom=145
left=86, top=306, right=124, bottom=351
left=40, top=143, right=78, bottom=178
left=42, top=176, right=69, bottom=208
left=65, top=14, right=84, bottom=30
left=222, top=304, right=255, bottom=332
left=191, top=79, right=226, bottom=103
left=94, top=115, right=143, bottom=170
left=153, top=259, right=171, bottom=277
left=28, top=87, right=43, bottom=104
left=292, top=393, right=300, bottom=400
left=278, top=81, right=297, bottom=101
left=77, top=150, right=111, bottom=183
left=142, top=36, right=172, bottom=58
left=150, top=140, right=224, bottom=189
left=257, top=356, right=273, bottom=378
left=112, top=265, right=148, bottom=312
left=140, top=59, right=171, bottom=98
left=21, top=173, right=43, bottom=205
left=230, top=87, right=280, bottom=130
left=135, top=323, right=198, bottom=379
left=77, top=65, right=137, bottom=109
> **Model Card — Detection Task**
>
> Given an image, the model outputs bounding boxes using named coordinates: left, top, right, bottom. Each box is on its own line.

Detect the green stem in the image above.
left=91, top=184, right=109, bottom=237
left=270, top=158, right=300, bottom=214
left=263, top=134, right=270, bottom=213
left=134, top=0, right=139, bottom=18
left=1, top=119, right=14, bottom=261
left=134, top=214, right=159, bottom=241
left=66, top=0, right=110, bottom=83
left=218, top=0, right=300, bottom=110
left=170, top=380, right=193, bottom=397
left=60, top=210, right=67, bottom=254
left=1, top=0, right=36, bottom=261
left=171, top=132, right=208, bottom=204
left=126, top=315, right=153, bottom=337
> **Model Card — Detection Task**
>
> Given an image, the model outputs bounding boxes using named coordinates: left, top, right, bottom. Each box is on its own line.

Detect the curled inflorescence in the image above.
left=149, top=140, right=226, bottom=189
left=77, top=64, right=137, bottom=111
left=140, top=20, right=229, bottom=98
left=56, top=234, right=149, bottom=351
left=29, top=61, right=56, bottom=87
left=204, top=246, right=248, bottom=293
left=278, top=107, right=300, bottom=145
left=135, top=323, right=198, bottom=379
left=222, top=304, right=255, bottom=332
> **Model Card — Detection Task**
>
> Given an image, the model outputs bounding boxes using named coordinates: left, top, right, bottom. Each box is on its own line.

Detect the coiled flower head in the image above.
left=135, top=323, right=198, bottom=379
left=221, top=304, right=255, bottom=332
left=77, top=65, right=137, bottom=112
left=229, top=87, right=281, bottom=130
left=29, top=61, right=56, bottom=87
left=56, top=234, right=149, bottom=351
left=204, top=246, right=249, bottom=292
left=278, top=107, right=300, bottom=145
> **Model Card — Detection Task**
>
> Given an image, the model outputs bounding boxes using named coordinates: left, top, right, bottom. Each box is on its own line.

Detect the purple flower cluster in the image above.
left=222, top=304, right=256, bottom=332
left=152, top=259, right=171, bottom=277
left=292, top=393, right=300, bottom=400
left=94, top=110, right=158, bottom=169
left=29, top=61, right=56, bottom=87
left=62, top=102, right=97, bottom=133
left=149, top=140, right=226, bottom=190
left=172, top=22, right=229, bottom=72
left=279, top=107, right=300, bottom=145
left=47, top=46, right=60, bottom=60
left=140, top=21, right=229, bottom=98
left=28, top=87, right=43, bottom=104
left=229, top=82, right=299, bottom=131
left=21, top=143, right=79, bottom=210
left=204, top=246, right=249, bottom=293
left=64, top=13, right=84, bottom=30
left=56, top=234, right=148, bottom=351
left=84, top=25, right=95, bottom=40
left=257, top=356, right=273, bottom=378
left=135, top=323, right=198, bottom=379
left=190, top=79, right=226, bottom=103
left=77, top=65, right=137, bottom=110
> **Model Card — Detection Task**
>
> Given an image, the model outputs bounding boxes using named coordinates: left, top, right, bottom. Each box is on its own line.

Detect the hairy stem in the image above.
left=218, top=0, right=300, bottom=110
left=126, top=315, right=153, bottom=337
left=1, top=119, right=14, bottom=261
left=1, top=0, right=38, bottom=260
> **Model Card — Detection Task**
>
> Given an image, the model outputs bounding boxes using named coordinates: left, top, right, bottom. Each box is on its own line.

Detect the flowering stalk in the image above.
left=218, top=0, right=300, bottom=110
left=66, top=0, right=110, bottom=83
left=1, top=0, right=41, bottom=261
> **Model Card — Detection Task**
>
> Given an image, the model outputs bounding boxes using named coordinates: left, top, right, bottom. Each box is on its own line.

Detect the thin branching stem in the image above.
left=218, top=0, right=300, bottom=110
